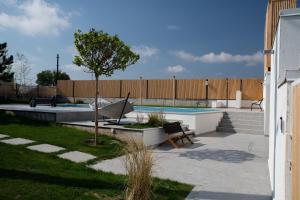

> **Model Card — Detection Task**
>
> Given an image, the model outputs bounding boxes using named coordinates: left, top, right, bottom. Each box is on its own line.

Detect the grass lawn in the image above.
left=0, top=111, right=124, bottom=160
left=0, top=111, right=193, bottom=199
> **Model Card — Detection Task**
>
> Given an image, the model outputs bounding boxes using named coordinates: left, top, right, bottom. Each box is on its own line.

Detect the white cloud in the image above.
left=174, top=50, right=263, bottom=66
left=0, top=0, right=72, bottom=36
left=132, top=45, right=159, bottom=63
left=63, top=64, right=81, bottom=71
left=167, top=25, right=180, bottom=30
left=166, top=65, right=186, bottom=73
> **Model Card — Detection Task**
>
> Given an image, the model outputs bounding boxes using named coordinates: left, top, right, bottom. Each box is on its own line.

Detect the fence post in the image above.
left=15, top=83, right=18, bottom=97
left=146, top=80, right=149, bottom=99
left=37, top=85, right=39, bottom=97
left=240, top=79, right=243, bottom=100
left=119, top=80, right=122, bottom=98
left=205, top=79, right=209, bottom=107
left=72, top=81, right=75, bottom=103
left=173, top=75, right=176, bottom=107
left=226, top=78, right=229, bottom=108
left=139, top=76, right=142, bottom=105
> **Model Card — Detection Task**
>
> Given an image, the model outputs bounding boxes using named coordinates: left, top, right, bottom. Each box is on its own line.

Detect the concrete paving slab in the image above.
left=0, top=134, right=9, bottom=139
left=27, top=144, right=65, bottom=153
left=58, top=151, right=96, bottom=163
left=0, top=138, right=35, bottom=145
left=90, top=132, right=272, bottom=200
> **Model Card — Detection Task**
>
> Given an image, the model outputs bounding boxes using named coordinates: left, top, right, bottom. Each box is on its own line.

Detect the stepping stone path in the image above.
left=0, top=134, right=9, bottom=139
left=0, top=138, right=35, bottom=145
left=27, top=144, right=65, bottom=153
left=58, top=151, right=96, bottom=163
left=1, top=135, right=96, bottom=166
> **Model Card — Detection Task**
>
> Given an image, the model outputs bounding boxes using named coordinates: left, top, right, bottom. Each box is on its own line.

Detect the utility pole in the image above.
left=56, top=54, right=59, bottom=85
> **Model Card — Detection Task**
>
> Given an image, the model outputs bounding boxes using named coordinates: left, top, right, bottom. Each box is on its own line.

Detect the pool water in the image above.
left=57, top=104, right=216, bottom=113
left=133, top=106, right=216, bottom=113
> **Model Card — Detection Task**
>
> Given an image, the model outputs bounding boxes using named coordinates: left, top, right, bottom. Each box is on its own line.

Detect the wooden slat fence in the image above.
left=0, top=84, right=15, bottom=97
left=57, top=78, right=263, bottom=101
left=176, top=79, right=205, bottom=99
left=148, top=80, right=173, bottom=99
left=0, top=84, right=56, bottom=98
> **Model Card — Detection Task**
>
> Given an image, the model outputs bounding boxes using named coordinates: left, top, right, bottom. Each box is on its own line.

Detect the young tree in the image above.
left=36, top=70, right=70, bottom=86
left=73, top=29, right=139, bottom=145
left=0, top=42, right=14, bottom=82
left=14, top=52, right=32, bottom=85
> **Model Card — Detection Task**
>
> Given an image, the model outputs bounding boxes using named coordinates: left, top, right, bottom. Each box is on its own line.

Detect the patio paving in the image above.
left=0, top=138, right=35, bottom=145
left=58, top=151, right=96, bottom=163
left=0, top=134, right=9, bottom=139
left=27, top=144, right=65, bottom=153
left=90, top=132, right=271, bottom=200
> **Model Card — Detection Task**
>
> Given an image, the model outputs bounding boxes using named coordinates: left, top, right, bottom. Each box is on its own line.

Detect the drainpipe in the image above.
left=173, top=75, right=176, bottom=107
left=139, top=76, right=142, bottom=106
left=205, top=79, right=209, bottom=107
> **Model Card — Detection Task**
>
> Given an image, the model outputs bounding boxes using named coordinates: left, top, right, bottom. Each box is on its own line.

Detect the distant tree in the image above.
left=14, top=52, right=32, bottom=85
left=73, top=28, right=139, bottom=145
left=36, top=70, right=70, bottom=86
left=56, top=70, right=70, bottom=81
left=0, top=42, right=14, bottom=82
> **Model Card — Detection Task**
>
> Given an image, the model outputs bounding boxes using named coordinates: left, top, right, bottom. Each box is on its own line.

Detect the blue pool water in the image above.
left=57, top=104, right=216, bottom=113
left=133, top=106, right=216, bottom=113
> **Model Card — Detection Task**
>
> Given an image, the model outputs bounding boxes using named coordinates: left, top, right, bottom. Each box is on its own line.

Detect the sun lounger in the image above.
left=162, top=122, right=194, bottom=148
left=251, top=98, right=263, bottom=111
left=91, top=93, right=133, bottom=125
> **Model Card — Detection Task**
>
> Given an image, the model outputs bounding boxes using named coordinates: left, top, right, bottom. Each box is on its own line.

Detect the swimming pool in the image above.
left=57, top=104, right=216, bottom=113
left=133, top=106, right=216, bottom=113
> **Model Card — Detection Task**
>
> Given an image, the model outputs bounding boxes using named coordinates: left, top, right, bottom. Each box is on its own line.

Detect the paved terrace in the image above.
left=91, top=132, right=271, bottom=200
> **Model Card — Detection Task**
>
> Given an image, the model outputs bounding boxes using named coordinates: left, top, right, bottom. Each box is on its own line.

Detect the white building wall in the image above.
left=264, top=72, right=271, bottom=136
left=274, top=84, right=289, bottom=200
left=266, top=9, right=300, bottom=200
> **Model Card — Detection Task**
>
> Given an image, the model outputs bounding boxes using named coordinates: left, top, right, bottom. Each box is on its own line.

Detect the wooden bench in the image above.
left=162, top=122, right=195, bottom=148
left=29, top=96, right=57, bottom=107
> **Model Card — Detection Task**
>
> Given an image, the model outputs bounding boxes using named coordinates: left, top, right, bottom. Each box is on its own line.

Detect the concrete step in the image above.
left=221, top=118, right=264, bottom=125
left=216, top=127, right=264, bottom=135
left=224, top=112, right=264, bottom=117
left=218, top=122, right=264, bottom=130
left=222, top=115, right=264, bottom=121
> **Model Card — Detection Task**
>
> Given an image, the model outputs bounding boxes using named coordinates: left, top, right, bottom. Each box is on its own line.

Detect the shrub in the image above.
left=147, top=112, right=166, bottom=127
left=124, top=138, right=153, bottom=200
left=147, top=113, right=161, bottom=127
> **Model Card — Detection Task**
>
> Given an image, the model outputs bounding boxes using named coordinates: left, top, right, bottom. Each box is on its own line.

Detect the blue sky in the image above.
left=0, top=0, right=278, bottom=82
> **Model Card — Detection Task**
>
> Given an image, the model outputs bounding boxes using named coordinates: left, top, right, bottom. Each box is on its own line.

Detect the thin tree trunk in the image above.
left=94, top=75, right=99, bottom=146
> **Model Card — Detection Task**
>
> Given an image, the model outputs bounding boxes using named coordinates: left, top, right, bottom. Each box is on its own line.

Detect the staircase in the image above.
left=216, top=111, right=264, bottom=135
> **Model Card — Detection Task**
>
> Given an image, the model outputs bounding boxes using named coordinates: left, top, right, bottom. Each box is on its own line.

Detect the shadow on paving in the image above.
left=199, top=132, right=237, bottom=138
left=187, top=190, right=271, bottom=200
left=179, top=149, right=255, bottom=163
left=156, top=142, right=206, bottom=151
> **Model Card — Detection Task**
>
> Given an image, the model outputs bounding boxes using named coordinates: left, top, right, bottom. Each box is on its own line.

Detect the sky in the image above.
left=0, top=0, right=285, bottom=82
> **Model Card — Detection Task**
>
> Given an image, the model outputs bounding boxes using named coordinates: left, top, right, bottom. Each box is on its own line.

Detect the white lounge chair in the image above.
left=90, top=93, right=134, bottom=125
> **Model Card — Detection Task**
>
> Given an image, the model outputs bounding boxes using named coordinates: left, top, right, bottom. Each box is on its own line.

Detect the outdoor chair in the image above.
left=29, top=96, right=56, bottom=107
left=162, top=122, right=194, bottom=148
left=251, top=98, right=263, bottom=111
